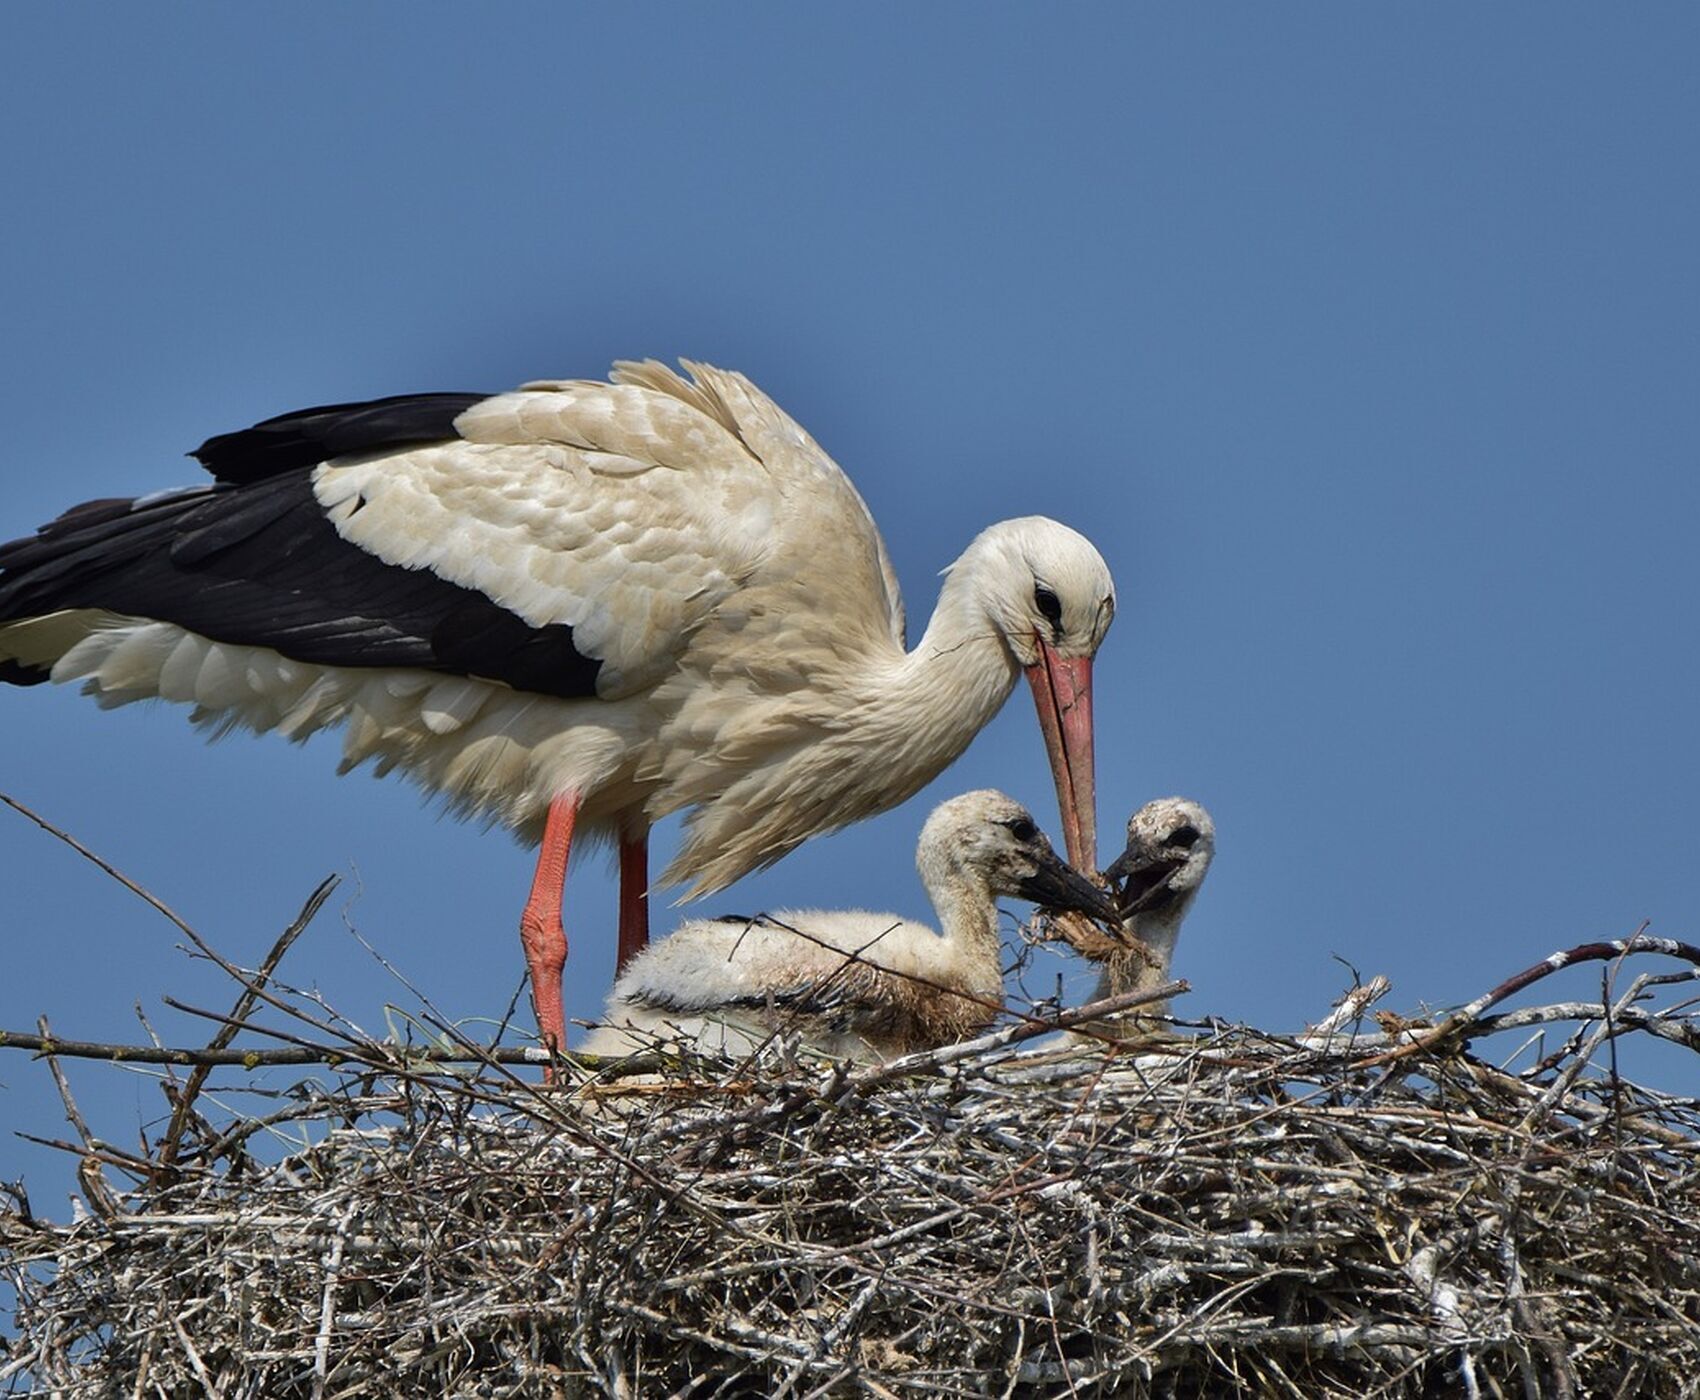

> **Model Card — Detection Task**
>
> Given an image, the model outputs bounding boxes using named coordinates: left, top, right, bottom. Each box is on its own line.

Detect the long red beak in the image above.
left=1024, top=640, right=1097, bottom=872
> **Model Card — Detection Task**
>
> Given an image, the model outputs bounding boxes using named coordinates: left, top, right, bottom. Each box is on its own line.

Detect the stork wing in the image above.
left=0, top=473, right=601, bottom=696
left=311, top=361, right=907, bottom=698
left=1, top=363, right=906, bottom=704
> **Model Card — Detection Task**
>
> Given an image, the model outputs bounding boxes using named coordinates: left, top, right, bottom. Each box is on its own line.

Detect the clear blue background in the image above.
left=2, top=6, right=1696, bottom=1209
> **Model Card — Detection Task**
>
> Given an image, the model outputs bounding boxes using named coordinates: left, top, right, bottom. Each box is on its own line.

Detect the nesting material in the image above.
left=4, top=995, right=1698, bottom=1398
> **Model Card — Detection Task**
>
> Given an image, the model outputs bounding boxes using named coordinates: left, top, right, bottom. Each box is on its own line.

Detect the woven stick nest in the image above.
left=4, top=942, right=1699, bottom=1399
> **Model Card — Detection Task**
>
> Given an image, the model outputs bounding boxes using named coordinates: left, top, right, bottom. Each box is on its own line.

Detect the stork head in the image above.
left=958, top=517, right=1115, bottom=873
left=1105, top=797, right=1216, bottom=920
left=919, top=790, right=1121, bottom=925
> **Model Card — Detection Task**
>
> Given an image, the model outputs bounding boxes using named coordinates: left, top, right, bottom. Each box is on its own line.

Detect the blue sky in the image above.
left=2, top=6, right=1697, bottom=1205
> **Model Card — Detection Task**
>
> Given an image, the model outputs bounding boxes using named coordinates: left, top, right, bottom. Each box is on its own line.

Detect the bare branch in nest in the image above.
left=154, top=875, right=340, bottom=1184
left=0, top=1028, right=548, bottom=1069
left=1304, top=974, right=1393, bottom=1041
left=1353, top=930, right=1700, bottom=1067
left=0, top=987, right=1185, bottom=1080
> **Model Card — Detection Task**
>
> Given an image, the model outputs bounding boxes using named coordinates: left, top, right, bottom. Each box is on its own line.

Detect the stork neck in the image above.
left=1094, top=902, right=1191, bottom=1009
left=875, top=564, right=1020, bottom=779
left=920, top=865, right=1004, bottom=995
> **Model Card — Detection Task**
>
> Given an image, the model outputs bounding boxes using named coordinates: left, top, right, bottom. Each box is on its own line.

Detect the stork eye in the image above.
left=1167, top=826, right=1200, bottom=850
left=1033, top=584, right=1063, bottom=627
left=1003, top=816, right=1040, bottom=843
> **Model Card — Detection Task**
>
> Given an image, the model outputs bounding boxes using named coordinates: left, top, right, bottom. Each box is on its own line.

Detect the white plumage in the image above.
left=0, top=361, right=1117, bottom=1055
left=582, top=790, right=1120, bottom=1062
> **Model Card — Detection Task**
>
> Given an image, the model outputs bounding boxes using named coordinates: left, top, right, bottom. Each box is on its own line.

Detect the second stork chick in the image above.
left=1068, top=796, right=1216, bottom=1039
left=581, top=790, right=1118, bottom=1062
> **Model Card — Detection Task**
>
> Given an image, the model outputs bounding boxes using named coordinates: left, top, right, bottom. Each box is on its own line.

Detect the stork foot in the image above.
left=519, top=907, right=569, bottom=1058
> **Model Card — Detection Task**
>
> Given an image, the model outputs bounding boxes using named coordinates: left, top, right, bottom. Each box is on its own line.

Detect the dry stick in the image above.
left=37, top=1035, right=133, bottom=1214
left=167, top=944, right=382, bottom=1050
left=839, top=981, right=1187, bottom=1096
left=0, top=1029, right=555, bottom=1069
left=1353, top=933, right=1700, bottom=1068
left=1468, top=1002, right=1700, bottom=1055
left=15, top=1130, right=167, bottom=1181
left=1294, top=997, right=1700, bottom=1063
left=154, top=876, right=339, bottom=1183
left=310, top=1199, right=359, bottom=1400
left=1, top=791, right=204, bottom=942
left=0, top=790, right=360, bottom=1051
left=35, top=1016, right=95, bottom=1152
left=131, top=1001, right=183, bottom=1162
left=156, top=996, right=362, bottom=1055
left=1304, top=976, right=1393, bottom=1042
left=0, top=985, right=1186, bottom=1078
left=168, top=1310, right=222, bottom=1400
left=1518, top=973, right=1659, bottom=1136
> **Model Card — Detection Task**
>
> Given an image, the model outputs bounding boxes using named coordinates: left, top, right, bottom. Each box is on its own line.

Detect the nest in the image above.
left=4, top=963, right=1699, bottom=1399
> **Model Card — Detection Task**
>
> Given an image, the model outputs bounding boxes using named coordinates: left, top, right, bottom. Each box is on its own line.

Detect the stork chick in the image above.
left=581, top=790, right=1119, bottom=1062
left=1073, top=796, right=1215, bottom=1039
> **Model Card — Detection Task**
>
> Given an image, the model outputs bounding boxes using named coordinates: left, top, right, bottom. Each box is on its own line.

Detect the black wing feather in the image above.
left=0, top=469, right=602, bottom=699
left=191, top=393, right=491, bottom=484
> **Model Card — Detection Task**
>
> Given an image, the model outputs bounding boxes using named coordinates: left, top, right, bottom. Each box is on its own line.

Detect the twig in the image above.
left=1, top=790, right=203, bottom=943
left=1354, top=933, right=1700, bottom=1067
left=155, top=876, right=338, bottom=1182
left=840, top=981, right=1188, bottom=1096
left=35, top=1016, right=95, bottom=1153
left=311, top=1200, right=358, bottom=1399
left=0, top=1028, right=553, bottom=1068
left=169, top=1310, right=222, bottom=1399
left=1305, top=975, right=1393, bottom=1042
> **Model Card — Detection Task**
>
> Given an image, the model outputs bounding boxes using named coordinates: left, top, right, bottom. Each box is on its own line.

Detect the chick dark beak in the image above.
left=1017, top=847, right=1123, bottom=924
left=1106, top=842, right=1188, bottom=915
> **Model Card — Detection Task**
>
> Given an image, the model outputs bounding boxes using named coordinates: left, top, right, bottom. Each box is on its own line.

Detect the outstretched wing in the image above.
left=0, top=465, right=601, bottom=697
left=0, top=362, right=906, bottom=707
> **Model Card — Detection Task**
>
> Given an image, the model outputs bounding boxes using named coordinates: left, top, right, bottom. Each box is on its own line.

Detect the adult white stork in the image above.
left=0, top=360, right=1116, bottom=1053
left=582, top=790, right=1120, bottom=1061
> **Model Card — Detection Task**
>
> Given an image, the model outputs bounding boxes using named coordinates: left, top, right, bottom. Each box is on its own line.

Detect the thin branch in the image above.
left=0, top=1028, right=549, bottom=1068
left=0, top=987, right=1185, bottom=1073
left=155, top=876, right=339, bottom=1181
left=1, top=790, right=202, bottom=942
left=1353, top=932, right=1700, bottom=1067
left=35, top=1016, right=95, bottom=1152
left=838, top=981, right=1188, bottom=1097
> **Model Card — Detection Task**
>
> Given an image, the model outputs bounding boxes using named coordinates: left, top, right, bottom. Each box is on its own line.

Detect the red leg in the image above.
left=519, top=791, right=581, bottom=1058
left=616, top=824, right=650, bottom=976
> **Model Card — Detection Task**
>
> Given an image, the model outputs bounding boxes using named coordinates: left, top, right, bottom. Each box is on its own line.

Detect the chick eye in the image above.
left=1003, top=816, right=1040, bottom=843
left=1167, top=826, right=1200, bottom=850
left=1034, top=584, right=1063, bottom=627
